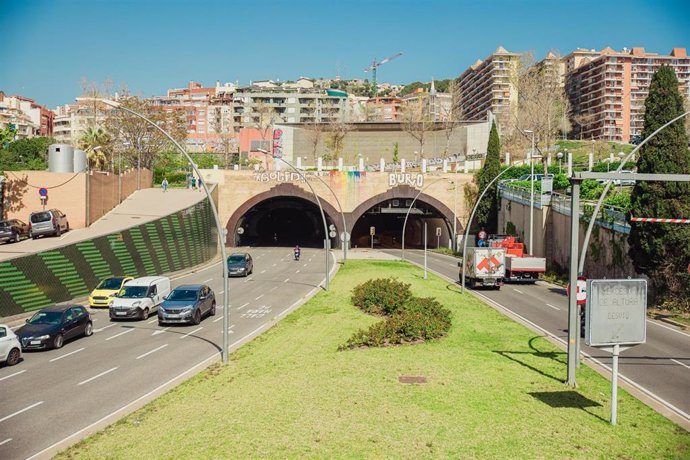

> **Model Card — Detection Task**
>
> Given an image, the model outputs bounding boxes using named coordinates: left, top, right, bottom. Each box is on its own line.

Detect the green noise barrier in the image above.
left=0, top=199, right=217, bottom=318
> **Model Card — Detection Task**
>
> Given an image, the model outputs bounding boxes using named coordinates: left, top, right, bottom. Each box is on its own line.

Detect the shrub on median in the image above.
left=350, top=277, right=412, bottom=316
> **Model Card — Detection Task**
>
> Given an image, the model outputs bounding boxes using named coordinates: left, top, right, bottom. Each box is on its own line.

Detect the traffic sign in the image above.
left=39, top=187, right=48, bottom=197
left=585, top=279, right=647, bottom=347
left=329, top=230, right=336, bottom=238
left=236, top=227, right=244, bottom=235
left=567, top=275, right=587, bottom=305
left=478, top=230, right=487, bottom=241
left=370, top=226, right=375, bottom=236
left=329, top=224, right=336, bottom=232
left=435, top=227, right=442, bottom=237
left=340, top=232, right=351, bottom=242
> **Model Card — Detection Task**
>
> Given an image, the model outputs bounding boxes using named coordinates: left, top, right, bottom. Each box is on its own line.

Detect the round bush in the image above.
left=351, top=278, right=412, bottom=316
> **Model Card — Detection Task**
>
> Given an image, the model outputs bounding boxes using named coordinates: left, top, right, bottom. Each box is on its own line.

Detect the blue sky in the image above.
left=1, top=0, right=688, bottom=108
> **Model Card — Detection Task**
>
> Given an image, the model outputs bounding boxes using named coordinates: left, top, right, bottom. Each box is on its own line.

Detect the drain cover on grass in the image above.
left=398, top=375, right=427, bottom=384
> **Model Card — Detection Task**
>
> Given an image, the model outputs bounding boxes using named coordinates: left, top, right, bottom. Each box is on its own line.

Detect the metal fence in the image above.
left=0, top=199, right=217, bottom=318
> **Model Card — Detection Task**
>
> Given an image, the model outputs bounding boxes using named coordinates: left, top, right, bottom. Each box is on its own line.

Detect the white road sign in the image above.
left=585, top=279, right=647, bottom=347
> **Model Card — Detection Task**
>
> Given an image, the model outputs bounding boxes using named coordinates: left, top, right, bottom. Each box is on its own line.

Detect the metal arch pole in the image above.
left=567, top=178, right=582, bottom=387
left=461, top=164, right=515, bottom=293
left=578, top=110, right=690, bottom=275
left=401, top=177, right=447, bottom=260
left=271, top=155, right=331, bottom=290
left=303, top=169, right=348, bottom=264
left=82, top=98, right=231, bottom=364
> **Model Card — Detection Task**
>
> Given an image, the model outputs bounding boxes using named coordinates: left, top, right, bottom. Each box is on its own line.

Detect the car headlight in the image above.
left=159, top=307, right=166, bottom=313
left=109, top=293, right=117, bottom=297
left=35, top=335, right=50, bottom=340
left=132, top=301, right=141, bottom=308
left=182, top=306, right=194, bottom=312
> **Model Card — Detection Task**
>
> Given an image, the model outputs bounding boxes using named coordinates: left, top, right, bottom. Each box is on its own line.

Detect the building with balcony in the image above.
left=565, top=47, right=690, bottom=142
left=453, top=46, right=521, bottom=129
left=0, top=92, right=54, bottom=139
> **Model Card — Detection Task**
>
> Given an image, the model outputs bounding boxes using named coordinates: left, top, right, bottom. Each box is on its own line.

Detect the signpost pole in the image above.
left=424, top=222, right=428, bottom=279
left=611, top=343, right=620, bottom=425
left=566, top=178, right=581, bottom=387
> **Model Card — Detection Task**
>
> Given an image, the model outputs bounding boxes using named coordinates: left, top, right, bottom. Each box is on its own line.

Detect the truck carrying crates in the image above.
left=461, top=247, right=506, bottom=289
left=489, top=235, right=546, bottom=283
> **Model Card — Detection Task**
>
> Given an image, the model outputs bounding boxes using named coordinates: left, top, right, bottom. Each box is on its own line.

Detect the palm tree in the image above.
left=79, top=127, right=110, bottom=170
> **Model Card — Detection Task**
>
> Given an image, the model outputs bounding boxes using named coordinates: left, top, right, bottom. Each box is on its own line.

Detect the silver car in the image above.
left=29, top=209, right=69, bottom=239
left=0, top=324, right=22, bottom=366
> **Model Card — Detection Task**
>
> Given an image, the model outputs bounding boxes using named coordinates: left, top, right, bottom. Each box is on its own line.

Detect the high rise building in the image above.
left=565, top=47, right=690, bottom=142
left=453, top=46, right=521, bottom=129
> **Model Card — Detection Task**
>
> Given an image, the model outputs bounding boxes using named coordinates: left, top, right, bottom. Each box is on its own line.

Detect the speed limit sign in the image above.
left=567, top=275, right=588, bottom=305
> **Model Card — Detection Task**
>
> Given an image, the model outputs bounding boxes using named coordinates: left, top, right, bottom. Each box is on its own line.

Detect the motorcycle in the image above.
left=294, top=250, right=300, bottom=261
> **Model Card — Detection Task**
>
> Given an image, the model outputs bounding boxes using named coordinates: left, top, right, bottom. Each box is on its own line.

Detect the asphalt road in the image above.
left=387, top=249, right=690, bottom=428
left=0, top=247, right=334, bottom=460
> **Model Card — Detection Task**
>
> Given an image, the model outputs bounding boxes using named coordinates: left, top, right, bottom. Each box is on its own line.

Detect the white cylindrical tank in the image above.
left=73, top=149, right=87, bottom=173
left=48, top=144, right=74, bottom=172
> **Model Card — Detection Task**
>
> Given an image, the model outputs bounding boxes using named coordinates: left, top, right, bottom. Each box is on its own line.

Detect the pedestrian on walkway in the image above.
left=191, top=176, right=197, bottom=190
left=161, top=177, right=169, bottom=192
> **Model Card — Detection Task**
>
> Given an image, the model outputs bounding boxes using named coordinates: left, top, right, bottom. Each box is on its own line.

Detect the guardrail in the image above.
left=0, top=199, right=217, bottom=319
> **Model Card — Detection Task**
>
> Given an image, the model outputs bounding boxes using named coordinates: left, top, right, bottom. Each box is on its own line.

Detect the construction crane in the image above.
left=364, top=52, right=403, bottom=97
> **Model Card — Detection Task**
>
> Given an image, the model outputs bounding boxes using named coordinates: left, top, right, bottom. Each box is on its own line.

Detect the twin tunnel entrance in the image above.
left=230, top=186, right=458, bottom=249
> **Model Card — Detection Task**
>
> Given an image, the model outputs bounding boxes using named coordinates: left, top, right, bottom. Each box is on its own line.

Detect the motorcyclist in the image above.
left=294, top=245, right=301, bottom=260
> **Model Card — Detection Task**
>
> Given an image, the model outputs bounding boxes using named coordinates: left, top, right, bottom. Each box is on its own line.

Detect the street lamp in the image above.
left=524, top=129, right=536, bottom=255
left=257, top=148, right=332, bottom=288
left=77, top=97, right=232, bottom=364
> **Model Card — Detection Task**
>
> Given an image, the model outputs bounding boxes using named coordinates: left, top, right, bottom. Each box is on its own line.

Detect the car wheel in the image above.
left=66, top=222, right=70, bottom=232
left=11, top=231, right=19, bottom=243
left=192, top=310, right=201, bottom=325
left=210, top=302, right=216, bottom=316
left=55, top=225, right=61, bottom=237
left=141, top=308, right=149, bottom=320
left=84, top=321, right=93, bottom=337
left=158, top=320, right=164, bottom=327
left=32, top=233, right=37, bottom=240
left=53, top=334, right=64, bottom=349
left=6, top=348, right=21, bottom=366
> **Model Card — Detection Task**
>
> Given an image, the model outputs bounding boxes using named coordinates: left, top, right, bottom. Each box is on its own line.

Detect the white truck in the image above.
left=461, top=247, right=506, bottom=289
left=505, top=255, right=546, bottom=283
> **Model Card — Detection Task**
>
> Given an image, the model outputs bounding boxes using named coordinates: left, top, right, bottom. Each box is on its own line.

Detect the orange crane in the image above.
left=364, top=52, right=403, bottom=97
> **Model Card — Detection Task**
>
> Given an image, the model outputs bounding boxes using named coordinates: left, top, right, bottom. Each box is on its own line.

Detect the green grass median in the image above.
left=60, top=260, right=689, bottom=459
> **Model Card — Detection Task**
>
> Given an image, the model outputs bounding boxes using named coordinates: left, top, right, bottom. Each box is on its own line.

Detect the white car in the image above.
left=109, top=276, right=171, bottom=320
left=0, top=324, right=22, bottom=366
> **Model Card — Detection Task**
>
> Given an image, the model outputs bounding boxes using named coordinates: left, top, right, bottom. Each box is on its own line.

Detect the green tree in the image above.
left=474, top=121, right=502, bottom=233
left=0, top=137, right=53, bottom=171
left=392, top=142, right=399, bottom=165
left=628, top=65, right=690, bottom=309
left=0, top=126, right=17, bottom=148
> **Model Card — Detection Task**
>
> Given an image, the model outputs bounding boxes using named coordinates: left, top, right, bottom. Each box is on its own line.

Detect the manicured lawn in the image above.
left=59, top=260, right=689, bottom=459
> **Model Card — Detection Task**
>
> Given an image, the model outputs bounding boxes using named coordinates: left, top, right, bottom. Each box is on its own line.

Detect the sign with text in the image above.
left=585, top=279, right=647, bottom=347
left=388, top=173, right=424, bottom=187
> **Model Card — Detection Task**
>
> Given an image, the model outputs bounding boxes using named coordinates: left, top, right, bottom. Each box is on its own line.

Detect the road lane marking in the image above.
left=237, top=302, right=249, bottom=310
left=147, top=318, right=158, bottom=324
left=213, top=315, right=224, bottom=323
left=0, top=438, right=11, bottom=446
left=284, top=278, right=290, bottom=283
left=648, top=320, right=690, bottom=338
left=272, top=263, right=276, bottom=267
left=269, top=286, right=278, bottom=292
left=152, top=327, right=169, bottom=336
left=0, top=401, right=43, bottom=423
left=512, top=288, right=524, bottom=294
left=105, top=329, right=134, bottom=341
left=218, top=290, right=224, bottom=294
left=260, top=270, right=266, bottom=274
left=545, top=303, right=560, bottom=311
left=180, top=327, right=203, bottom=339
left=0, top=370, right=26, bottom=382
left=202, top=278, right=213, bottom=284
left=671, top=359, right=690, bottom=370
left=78, top=367, right=118, bottom=386
left=255, top=294, right=264, bottom=300
left=93, top=324, right=115, bottom=333
left=136, top=344, right=168, bottom=360
left=49, top=347, right=85, bottom=362
left=296, top=269, right=300, bottom=273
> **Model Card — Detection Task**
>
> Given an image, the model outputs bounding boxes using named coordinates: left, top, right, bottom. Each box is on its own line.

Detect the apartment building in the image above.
left=365, top=96, right=403, bottom=121
left=565, top=47, right=690, bottom=142
left=0, top=92, right=54, bottom=139
left=453, top=46, right=521, bottom=128
left=402, top=83, right=453, bottom=122
left=52, top=104, right=107, bottom=145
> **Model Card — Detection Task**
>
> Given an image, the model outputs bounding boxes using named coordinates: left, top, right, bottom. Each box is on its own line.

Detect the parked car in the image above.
left=158, top=284, right=216, bottom=325
left=227, top=253, right=253, bottom=277
left=0, top=324, right=22, bottom=366
left=518, top=174, right=554, bottom=181
left=89, top=276, right=134, bottom=308
left=596, top=170, right=636, bottom=186
left=110, top=276, right=171, bottom=320
left=0, top=219, right=30, bottom=244
left=29, top=209, right=69, bottom=239
left=15, top=305, right=92, bottom=350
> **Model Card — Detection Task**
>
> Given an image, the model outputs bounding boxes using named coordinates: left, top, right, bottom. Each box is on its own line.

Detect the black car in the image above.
left=16, top=305, right=93, bottom=350
left=158, top=284, right=216, bottom=325
left=0, top=219, right=30, bottom=244
left=227, top=253, right=253, bottom=277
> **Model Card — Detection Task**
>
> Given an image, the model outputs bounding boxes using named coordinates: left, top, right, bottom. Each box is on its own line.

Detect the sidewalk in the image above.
left=0, top=188, right=207, bottom=262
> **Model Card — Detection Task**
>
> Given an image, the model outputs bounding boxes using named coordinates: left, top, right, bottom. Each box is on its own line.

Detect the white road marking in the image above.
left=0, top=401, right=43, bottom=423
left=647, top=320, right=690, bottom=338
left=237, top=302, right=249, bottom=310
left=147, top=318, right=158, bottom=324
left=105, top=329, right=134, bottom=341
left=152, top=327, right=170, bottom=336
left=671, top=359, right=690, bottom=370
left=512, top=288, right=524, bottom=294
left=136, top=344, right=168, bottom=360
left=180, top=327, right=203, bottom=339
left=213, top=315, right=224, bottom=323
left=255, top=294, right=264, bottom=300
left=260, top=270, right=266, bottom=274
left=272, top=263, right=276, bottom=267
left=49, top=347, right=85, bottom=362
left=0, top=438, right=11, bottom=447
left=296, top=269, right=300, bottom=273
left=0, top=370, right=26, bottom=382
left=78, top=367, right=118, bottom=386
left=545, top=303, right=560, bottom=311
left=284, top=278, right=290, bottom=283
left=218, top=290, right=224, bottom=295
left=269, top=286, right=278, bottom=292
left=202, top=278, right=213, bottom=284
left=93, top=324, right=115, bottom=333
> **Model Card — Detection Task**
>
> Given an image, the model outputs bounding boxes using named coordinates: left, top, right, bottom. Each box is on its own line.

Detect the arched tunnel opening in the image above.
left=234, top=196, right=335, bottom=248
left=351, top=199, right=451, bottom=249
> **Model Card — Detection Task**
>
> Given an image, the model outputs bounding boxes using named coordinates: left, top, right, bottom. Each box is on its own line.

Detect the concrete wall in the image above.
left=89, top=169, right=153, bottom=224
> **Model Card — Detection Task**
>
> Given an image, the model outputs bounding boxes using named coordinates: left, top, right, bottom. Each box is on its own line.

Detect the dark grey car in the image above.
left=0, top=219, right=30, bottom=244
left=158, top=284, right=216, bottom=325
left=227, top=253, right=253, bottom=277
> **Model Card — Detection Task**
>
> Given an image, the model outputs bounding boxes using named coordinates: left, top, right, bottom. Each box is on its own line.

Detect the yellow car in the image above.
left=89, top=276, right=134, bottom=308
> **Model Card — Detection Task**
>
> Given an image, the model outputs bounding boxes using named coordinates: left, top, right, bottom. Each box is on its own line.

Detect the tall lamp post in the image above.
left=77, top=97, right=232, bottom=364
left=524, top=129, right=536, bottom=255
